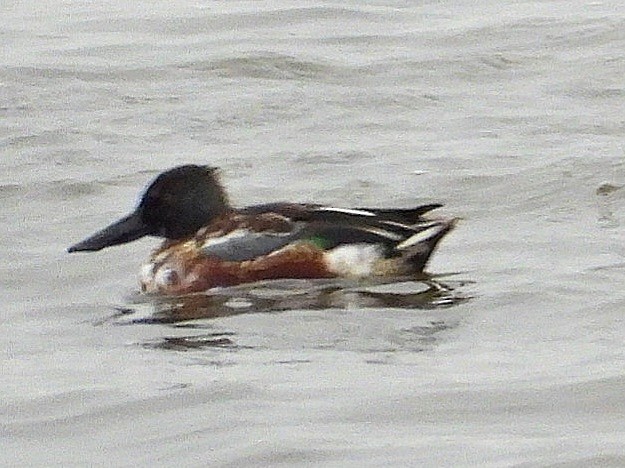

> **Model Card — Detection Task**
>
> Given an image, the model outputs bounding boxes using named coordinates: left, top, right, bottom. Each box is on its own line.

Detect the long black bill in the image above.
left=67, top=212, right=152, bottom=253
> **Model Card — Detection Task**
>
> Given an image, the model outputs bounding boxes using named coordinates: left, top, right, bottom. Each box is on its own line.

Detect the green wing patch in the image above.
left=306, top=235, right=331, bottom=250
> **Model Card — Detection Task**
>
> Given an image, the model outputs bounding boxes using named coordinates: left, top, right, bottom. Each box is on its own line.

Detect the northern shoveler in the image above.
left=68, top=165, right=455, bottom=295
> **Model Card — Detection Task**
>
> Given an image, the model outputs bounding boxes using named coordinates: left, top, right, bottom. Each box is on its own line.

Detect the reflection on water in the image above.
left=112, top=276, right=471, bottom=325
left=102, top=276, right=471, bottom=352
left=144, top=334, right=238, bottom=352
left=144, top=320, right=454, bottom=353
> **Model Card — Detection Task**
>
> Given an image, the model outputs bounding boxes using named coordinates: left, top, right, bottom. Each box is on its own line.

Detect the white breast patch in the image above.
left=324, top=244, right=382, bottom=277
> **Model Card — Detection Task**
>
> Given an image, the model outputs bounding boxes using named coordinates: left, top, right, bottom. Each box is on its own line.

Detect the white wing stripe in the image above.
left=360, top=226, right=404, bottom=241
left=396, top=224, right=446, bottom=250
left=315, top=207, right=376, bottom=217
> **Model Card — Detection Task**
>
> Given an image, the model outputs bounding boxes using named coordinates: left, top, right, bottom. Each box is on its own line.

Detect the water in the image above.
left=3, top=1, right=625, bottom=466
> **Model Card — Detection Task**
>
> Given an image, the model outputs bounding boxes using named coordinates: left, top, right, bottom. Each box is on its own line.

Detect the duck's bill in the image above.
left=67, top=212, right=152, bottom=253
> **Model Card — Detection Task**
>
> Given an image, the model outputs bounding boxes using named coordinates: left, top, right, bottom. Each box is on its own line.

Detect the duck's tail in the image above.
left=393, top=218, right=456, bottom=271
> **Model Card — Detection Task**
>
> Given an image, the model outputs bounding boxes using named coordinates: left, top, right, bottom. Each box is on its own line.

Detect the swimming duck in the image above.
left=68, top=165, right=455, bottom=295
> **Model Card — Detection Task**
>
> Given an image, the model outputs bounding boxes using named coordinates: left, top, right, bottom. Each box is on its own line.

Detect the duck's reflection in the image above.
left=114, top=276, right=471, bottom=325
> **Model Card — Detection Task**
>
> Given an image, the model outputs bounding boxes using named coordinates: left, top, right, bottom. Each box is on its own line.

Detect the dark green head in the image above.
left=68, top=165, right=230, bottom=252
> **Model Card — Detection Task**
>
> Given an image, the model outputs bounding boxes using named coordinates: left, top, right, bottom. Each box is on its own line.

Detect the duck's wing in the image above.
left=240, top=202, right=443, bottom=225
left=198, top=219, right=399, bottom=262
left=203, top=204, right=453, bottom=266
left=253, top=203, right=455, bottom=271
left=199, top=217, right=306, bottom=262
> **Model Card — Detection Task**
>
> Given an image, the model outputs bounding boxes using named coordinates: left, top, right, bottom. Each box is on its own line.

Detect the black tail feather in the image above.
left=398, top=219, right=456, bottom=271
left=357, top=204, right=443, bottom=224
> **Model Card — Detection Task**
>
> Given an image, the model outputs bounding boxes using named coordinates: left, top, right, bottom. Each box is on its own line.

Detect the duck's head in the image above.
left=68, top=165, right=229, bottom=252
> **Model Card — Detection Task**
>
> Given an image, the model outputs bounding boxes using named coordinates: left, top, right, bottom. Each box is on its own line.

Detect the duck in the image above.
left=68, top=164, right=455, bottom=295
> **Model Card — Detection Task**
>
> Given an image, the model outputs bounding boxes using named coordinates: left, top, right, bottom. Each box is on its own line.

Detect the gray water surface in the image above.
left=3, top=1, right=625, bottom=466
